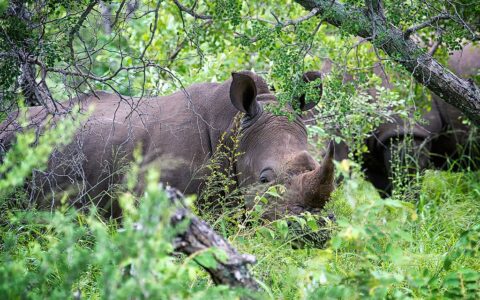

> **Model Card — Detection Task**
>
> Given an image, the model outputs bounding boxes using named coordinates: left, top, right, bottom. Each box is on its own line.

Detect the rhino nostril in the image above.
left=287, top=204, right=305, bottom=215
left=327, top=213, right=336, bottom=222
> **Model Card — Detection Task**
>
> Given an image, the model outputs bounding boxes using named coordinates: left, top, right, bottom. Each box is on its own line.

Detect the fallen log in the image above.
left=165, top=186, right=259, bottom=290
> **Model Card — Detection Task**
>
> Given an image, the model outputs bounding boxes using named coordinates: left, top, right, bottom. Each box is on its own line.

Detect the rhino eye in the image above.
left=259, top=168, right=274, bottom=184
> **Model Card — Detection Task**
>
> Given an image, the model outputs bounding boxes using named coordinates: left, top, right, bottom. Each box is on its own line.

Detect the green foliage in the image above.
left=345, top=0, right=477, bottom=53
left=0, top=128, right=246, bottom=298
left=285, top=165, right=479, bottom=299
left=0, top=0, right=7, bottom=13
left=196, top=113, right=244, bottom=228
left=2, top=1, right=480, bottom=299
left=210, top=0, right=242, bottom=25
left=0, top=0, right=87, bottom=104
left=0, top=172, right=245, bottom=299
left=0, top=108, right=83, bottom=198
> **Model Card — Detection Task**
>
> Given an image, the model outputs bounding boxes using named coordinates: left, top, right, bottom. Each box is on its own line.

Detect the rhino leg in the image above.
left=364, top=136, right=432, bottom=196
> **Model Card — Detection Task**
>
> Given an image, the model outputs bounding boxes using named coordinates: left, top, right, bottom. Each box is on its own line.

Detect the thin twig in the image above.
left=404, top=13, right=450, bottom=38
left=278, top=7, right=320, bottom=27
left=67, top=0, right=99, bottom=60
left=172, top=0, right=212, bottom=20
left=139, top=0, right=162, bottom=60
left=428, top=29, right=443, bottom=56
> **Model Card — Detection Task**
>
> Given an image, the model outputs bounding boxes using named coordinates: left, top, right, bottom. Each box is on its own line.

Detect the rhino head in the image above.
left=228, top=71, right=335, bottom=220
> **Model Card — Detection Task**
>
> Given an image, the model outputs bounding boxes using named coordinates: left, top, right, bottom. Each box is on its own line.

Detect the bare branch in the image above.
left=236, top=8, right=321, bottom=43
left=277, top=7, right=320, bottom=27
left=139, top=0, right=162, bottom=60
left=446, top=0, right=480, bottom=41
left=428, top=29, right=443, bottom=56
left=365, top=0, right=385, bottom=22
left=172, top=0, right=212, bottom=20
left=111, top=0, right=128, bottom=28
left=67, top=0, right=99, bottom=60
left=404, top=13, right=450, bottom=38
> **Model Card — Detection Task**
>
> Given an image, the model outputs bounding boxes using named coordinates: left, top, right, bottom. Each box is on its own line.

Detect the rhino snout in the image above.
left=297, top=142, right=335, bottom=209
left=272, top=143, right=335, bottom=218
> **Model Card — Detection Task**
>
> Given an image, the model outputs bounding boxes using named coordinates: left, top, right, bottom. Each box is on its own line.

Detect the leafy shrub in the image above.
left=0, top=115, right=248, bottom=299
left=0, top=170, right=248, bottom=299
left=0, top=108, right=83, bottom=197
left=294, top=163, right=480, bottom=299
left=196, top=113, right=245, bottom=228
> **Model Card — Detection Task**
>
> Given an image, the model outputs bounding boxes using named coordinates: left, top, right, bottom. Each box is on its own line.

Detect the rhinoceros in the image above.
left=334, top=44, right=480, bottom=194
left=428, top=44, right=480, bottom=169
left=0, top=71, right=334, bottom=220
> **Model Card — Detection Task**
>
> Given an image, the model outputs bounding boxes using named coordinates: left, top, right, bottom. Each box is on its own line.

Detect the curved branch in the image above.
left=404, top=13, right=449, bottom=38
left=67, top=0, right=99, bottom=60
left=277, top=7, right=320, bottom=27
left=172, top=0, right=212, bottom=20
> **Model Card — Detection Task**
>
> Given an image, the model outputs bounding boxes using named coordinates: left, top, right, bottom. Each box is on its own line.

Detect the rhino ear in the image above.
left=298, top=71, right=323, bottom=111
left=230, top=72, right=259, bottom=116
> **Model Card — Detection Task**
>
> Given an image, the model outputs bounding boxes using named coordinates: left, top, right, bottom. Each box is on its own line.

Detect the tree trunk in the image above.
left=7, top=0, right=44, bottom=107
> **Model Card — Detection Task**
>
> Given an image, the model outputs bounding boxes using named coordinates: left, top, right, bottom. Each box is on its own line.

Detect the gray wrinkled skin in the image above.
left=0, top=71, right=335, bottom=220
left=333, top=44, right=480, bottom=194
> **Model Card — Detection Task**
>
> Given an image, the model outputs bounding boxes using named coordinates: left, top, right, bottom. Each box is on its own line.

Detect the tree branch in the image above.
left=428, top=29, right=443, bottom=56
left=294, top=0, right=480, bottom=126
left=365, top=0, right=385, bottom=22
left=67, top=0, right=99, bottom=60
left=165, top=186, right=259, bottom=290
left=172, top=0, right=212, bottom=20
left=276, top=7, right=320, bottom=27
left=404, top=13, right=450, bottom=38
left=237, top=8, right=321, bottom=43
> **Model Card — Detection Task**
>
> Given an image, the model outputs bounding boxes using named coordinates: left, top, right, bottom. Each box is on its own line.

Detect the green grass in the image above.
left=223, top=169, right=480, bottom=299
left=1, top=129, right=480, bottom=299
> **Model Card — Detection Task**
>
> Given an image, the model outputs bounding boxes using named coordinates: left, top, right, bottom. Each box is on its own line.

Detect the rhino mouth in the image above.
left=287, top=213, right=336, bottom=249
left=242, top=183, right=336, bottom=248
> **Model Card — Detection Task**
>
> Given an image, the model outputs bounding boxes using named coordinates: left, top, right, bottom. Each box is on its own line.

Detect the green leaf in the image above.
left=257, top=227, right=275, bottom=240
left=275, top=220, right=289, bottom=239
left=266, top=186, right=281, bottom=198
left=212, top=248, right=229, bottom=264
left=306, top=216, right=319, bottom=232
left=386, top=244, right=403, bottom=264
left=0, top=0, right=7, bottom=14
left=195, top=250, right=219, bottom=269
left=330, top=236, right=342, bottom=249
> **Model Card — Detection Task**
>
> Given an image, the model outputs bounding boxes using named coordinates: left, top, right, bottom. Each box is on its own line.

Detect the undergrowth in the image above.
left=227, top=161, right=480, bottom=299
left=1, top=119, right=480, bottom=299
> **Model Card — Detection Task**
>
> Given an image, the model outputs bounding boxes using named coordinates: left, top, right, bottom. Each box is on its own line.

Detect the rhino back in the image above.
left=430, top=44, right=480, bottom=165
left=72, top=83, right=235, bottom=195
left=1, top=80, right=237, bottom=213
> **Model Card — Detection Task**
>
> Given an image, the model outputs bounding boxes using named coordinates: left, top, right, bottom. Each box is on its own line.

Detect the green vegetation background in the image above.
left=1, top=0, right=479, bottom=299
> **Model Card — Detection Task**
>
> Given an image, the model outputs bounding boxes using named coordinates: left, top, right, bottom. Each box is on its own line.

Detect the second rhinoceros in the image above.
left=345, top=44, right=480, bottom=194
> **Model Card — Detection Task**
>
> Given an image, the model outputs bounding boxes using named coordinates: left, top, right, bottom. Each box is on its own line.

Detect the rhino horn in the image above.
left=301, top=141, right=335, bottom=207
